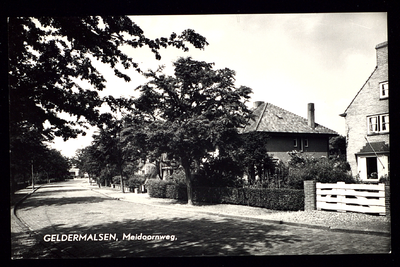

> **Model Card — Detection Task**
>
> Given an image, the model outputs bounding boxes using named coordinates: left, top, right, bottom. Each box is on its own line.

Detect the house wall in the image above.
left=344, top=42, right=389, bottom=178
left=266, top=134, right=330, bottom=162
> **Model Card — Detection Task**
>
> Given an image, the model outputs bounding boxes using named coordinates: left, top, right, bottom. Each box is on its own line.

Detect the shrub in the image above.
left=127, top=175, right=146, bottom=190
left=165, top=167, right=187, bottom=186
left=285, top=151, right=355, bottom=189
left=165, top=186, right=304, bottom=211
left=379, top=174, right=390, bottom=185
left=146, top=179, right=174, bottom=198
left=165, top=184, right=187, bottom=200
left=193, top=157, right=244, bottom=187
left=112, top=176, right=122, bottom=184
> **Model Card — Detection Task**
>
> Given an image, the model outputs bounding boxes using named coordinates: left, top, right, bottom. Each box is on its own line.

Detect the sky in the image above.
left=48, top=13, right=388, bottom=158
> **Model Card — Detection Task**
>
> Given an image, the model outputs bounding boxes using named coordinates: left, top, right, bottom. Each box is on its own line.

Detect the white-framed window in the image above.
left=367, top=114, right=389, bottom=134
left=304, top=139, right=309, bottom=148
left=380, top=82, right=388, bottom=99
left=293, top=139, right=298, bottom=147
left=381, top=114, right=389, bottom=132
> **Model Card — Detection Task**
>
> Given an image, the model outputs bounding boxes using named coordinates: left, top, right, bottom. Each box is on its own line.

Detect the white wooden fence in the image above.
left=316, top=182, right=386, bottom=215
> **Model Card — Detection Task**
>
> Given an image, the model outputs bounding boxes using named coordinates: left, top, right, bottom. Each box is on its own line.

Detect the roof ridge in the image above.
left=266, top=102, right=307, bottom=121
left=253, top=101, right=337, bottom=134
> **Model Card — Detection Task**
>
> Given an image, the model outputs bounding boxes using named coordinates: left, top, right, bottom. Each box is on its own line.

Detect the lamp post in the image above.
left=31, top=160, right=34, bottom=192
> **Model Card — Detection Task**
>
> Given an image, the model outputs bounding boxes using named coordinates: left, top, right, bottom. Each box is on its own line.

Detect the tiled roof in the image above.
left=356, top=141, right=389, bottom=154
left=241, top=102, right=338, bottom=135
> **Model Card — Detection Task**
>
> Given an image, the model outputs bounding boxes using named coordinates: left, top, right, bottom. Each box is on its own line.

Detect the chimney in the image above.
left=308, top=103, right=315, bottom=129
left=253, top=101, right=264, bottom=109
left=375, top=41, right=388, bottom=67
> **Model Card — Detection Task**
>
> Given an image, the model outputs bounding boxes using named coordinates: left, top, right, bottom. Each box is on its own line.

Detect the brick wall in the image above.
left=303, top=180, right=316, bottom=211
left=385, top=185, right=390, bottom=219
left=344, top=42, right=389, bottom=177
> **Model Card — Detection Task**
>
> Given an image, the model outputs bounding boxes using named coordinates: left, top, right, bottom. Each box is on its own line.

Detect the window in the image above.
left=381, top=115, right=389, bottom=132
left=380, top=82, right=388, bottom=99
left=367, top=114, right=389, bottom=134
left=304, top=139, right=309, bottom=148
left=293, top=139, right=298, bottom=147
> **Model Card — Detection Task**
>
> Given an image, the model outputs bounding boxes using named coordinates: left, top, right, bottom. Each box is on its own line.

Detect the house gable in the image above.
left=340, top=41, right=389, bottom=179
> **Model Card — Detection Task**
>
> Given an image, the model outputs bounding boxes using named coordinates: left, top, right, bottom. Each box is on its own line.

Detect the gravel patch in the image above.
left=159, top=202, right=390, bottom=232
left=87, top=181, right=391, bottom=234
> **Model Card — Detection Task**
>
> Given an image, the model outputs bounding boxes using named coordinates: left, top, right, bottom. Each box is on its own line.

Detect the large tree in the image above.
left=91, top=114, right=144, bottom=192
left=9, top=16, right=208, bottom=188
left=134, top=57, right=253, bottom=204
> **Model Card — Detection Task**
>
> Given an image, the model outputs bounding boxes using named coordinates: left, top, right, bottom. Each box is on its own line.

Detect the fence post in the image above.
left=337, top=182, right=346, bottom=212
left=304, top=180, right=316, bottom=211
left=385, top=184, right=390, bottom=219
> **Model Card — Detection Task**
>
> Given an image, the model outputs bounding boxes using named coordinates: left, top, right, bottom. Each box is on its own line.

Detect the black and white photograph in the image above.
left=9, top=12, right=392, bottom=259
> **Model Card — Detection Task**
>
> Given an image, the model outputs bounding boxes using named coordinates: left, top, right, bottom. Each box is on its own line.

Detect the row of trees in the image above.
left=10, top=137, right=71, bottom=191
left=9, top=16, right=208, bottom=194
left=9, top=16, right=350, bottom=204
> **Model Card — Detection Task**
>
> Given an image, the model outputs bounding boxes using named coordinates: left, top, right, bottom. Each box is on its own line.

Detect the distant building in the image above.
left=69, top=166, right=79, bottom=178
left=340, top=41, right=389, bottom=181
left=137, top=160, right=157, bottom=176
left=136, top=155, right=179, bottom=180
left=242, top=102, right=338, bottom=163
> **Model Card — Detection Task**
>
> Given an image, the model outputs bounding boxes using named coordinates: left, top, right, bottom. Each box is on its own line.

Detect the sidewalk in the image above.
left=78, top=179, right=391, bottom=236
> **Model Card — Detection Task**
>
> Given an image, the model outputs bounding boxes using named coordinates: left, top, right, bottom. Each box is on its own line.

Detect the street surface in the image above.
left=11, top=180, right=391, bottom=258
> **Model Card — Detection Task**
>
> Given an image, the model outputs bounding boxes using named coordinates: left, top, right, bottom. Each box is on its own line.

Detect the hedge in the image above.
left=146, top=179, right=173, bottom=198
left=147, top=180, right=304, bottom=211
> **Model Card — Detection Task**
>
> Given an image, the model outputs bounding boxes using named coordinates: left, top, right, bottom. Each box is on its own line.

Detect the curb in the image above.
left=11, top=185, right=75, bottom=259
left=12, top=186, right=42, bottom=220
left=89, top=187, right=391, bottom=237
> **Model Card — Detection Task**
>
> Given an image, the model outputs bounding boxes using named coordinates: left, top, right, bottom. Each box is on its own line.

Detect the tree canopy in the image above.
left=9, top=16, right=208, bottom=190
left=9, top=16, right=208, bottom=141
left=133, top=57, right=253, bottom=204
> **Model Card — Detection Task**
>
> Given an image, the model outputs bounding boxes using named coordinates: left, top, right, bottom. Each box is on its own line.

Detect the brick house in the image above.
left=242, top=102, right=338, bottom=163
left=340, top=41, right=389, bottom=181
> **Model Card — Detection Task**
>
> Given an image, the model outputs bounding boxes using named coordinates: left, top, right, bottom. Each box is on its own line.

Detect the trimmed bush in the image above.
left=127, top=175, right=146, bottom=190
left=165, top=184, right=187, bottom=200
left=146, top=179, right=172, bottom=198
left=150, top=185, right=303, bottom=211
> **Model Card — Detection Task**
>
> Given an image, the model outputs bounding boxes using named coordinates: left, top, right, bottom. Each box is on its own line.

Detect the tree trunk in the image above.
left=120, top=171, right=124, bottom=193
left=181, top=158, right=193, bottom=205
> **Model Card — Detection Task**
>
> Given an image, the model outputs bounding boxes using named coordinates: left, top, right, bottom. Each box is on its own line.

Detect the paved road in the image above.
left=12, top=180, right=391, bottom=258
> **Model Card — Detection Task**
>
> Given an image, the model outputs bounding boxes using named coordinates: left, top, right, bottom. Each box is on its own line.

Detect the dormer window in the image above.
left=380, top=82, right=388, bottom=99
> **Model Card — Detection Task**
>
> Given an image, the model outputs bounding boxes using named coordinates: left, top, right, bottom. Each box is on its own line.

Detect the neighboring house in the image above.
left=137, top=159, right=157, bottom=176
left=69, top=166, right=79, bottom=178
left=136, top=154, right=179, bottom=180
left=340, top=41, right=389, bottom=181
left=242, top=101, right=338, bottom=163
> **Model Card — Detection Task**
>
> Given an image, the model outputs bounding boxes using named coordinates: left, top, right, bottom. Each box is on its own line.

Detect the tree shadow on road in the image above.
left=14, top=215, right=303, bottom=258
left=17, top=192, right=114, bottom=210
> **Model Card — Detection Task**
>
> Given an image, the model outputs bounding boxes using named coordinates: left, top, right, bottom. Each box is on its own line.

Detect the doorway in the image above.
left=366, top=157, right=378, bottom=179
